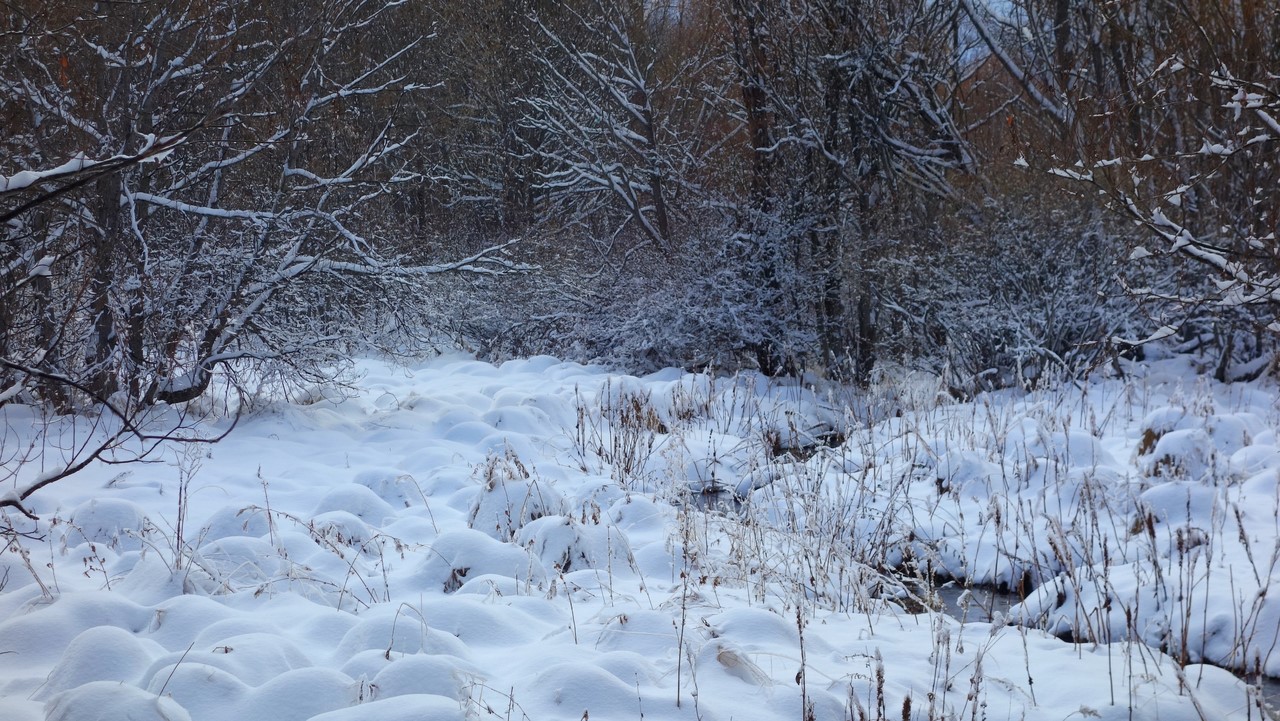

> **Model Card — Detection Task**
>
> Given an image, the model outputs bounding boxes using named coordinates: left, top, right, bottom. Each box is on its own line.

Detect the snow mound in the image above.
left=64, top=498, right=153, bottom=552
left=0, top=353, right=1270, bottom=720
left=45, top=681, right=192, bottom=721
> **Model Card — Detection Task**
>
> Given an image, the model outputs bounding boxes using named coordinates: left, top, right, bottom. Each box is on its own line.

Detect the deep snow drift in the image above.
left=0, top=352, right=1274, bottom=720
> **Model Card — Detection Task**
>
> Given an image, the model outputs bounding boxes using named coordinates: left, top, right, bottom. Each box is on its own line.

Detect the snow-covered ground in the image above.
left=0, top=351, right=1274, bottom=720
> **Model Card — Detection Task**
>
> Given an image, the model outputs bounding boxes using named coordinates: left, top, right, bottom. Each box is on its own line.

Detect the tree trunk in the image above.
left=86, top=174, right=122, bottom=401
left=854, top=287, right=877, bottom=386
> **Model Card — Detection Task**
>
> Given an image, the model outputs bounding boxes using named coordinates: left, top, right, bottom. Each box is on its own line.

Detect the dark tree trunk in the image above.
left=854, top=288, right=877, bottom=386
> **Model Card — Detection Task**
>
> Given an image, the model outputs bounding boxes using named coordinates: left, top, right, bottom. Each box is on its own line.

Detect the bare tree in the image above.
left=0, top=0, right=522, bottom=518
left=960, top=0, right=1280, bottom=375
left=722, top=0, right=972, bottom=379
left=518, top=0, right=714, bottom=255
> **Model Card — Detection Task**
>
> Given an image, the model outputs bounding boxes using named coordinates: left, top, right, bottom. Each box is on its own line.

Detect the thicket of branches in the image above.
left=2, top=0, right=1277, bottom=511
left=426, top=0, right=1279, bottom=385
left=0, top=0, right=520, bottom=516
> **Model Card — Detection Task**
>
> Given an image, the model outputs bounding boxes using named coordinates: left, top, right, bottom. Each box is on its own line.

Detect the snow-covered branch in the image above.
left=0, top=0, right=503, bottom=508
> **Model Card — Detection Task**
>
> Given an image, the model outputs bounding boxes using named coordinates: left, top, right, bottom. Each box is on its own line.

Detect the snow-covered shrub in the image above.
left=418, top=528, right=546, bottom=593
left=457, top=223, right=825, bottom=375
left=313, top=485, right=398, bottom=526
left=1135, top=407, right=1265, bottom=483
left=352, top=469, right=426, bottom=510
left=188, top=536, right=288, bottom=594
left=63, top=498, right=154, bottom=553
left=516, top=515, right=631, bottom=575
left=570, top=226, right=827, bottom=374
left=200, top=505, right=274, bottom=542
left=879, top=195, right=1151, bottom=395
left=467, top=448, right=568, bottom=542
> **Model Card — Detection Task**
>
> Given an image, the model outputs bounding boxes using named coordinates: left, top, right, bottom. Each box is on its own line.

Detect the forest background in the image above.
left=2, top=0, right=1277, bottom=488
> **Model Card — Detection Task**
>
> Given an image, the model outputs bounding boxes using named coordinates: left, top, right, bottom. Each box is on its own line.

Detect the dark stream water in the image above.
left=688, top=488, right=744, bottom=513
left=932, top=583, right=1021, bottom=624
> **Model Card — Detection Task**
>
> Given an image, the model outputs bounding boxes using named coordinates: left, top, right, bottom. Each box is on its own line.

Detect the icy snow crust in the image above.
left=0, top=353, right=1272, bottom=719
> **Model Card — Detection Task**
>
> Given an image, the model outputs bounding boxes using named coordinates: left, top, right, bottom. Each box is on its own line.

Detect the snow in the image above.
left=0, top=155, right=101, bottom=193
left=0, top=134, right=185, bottom=195
left=0, top=351, right=1276, bottom=720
